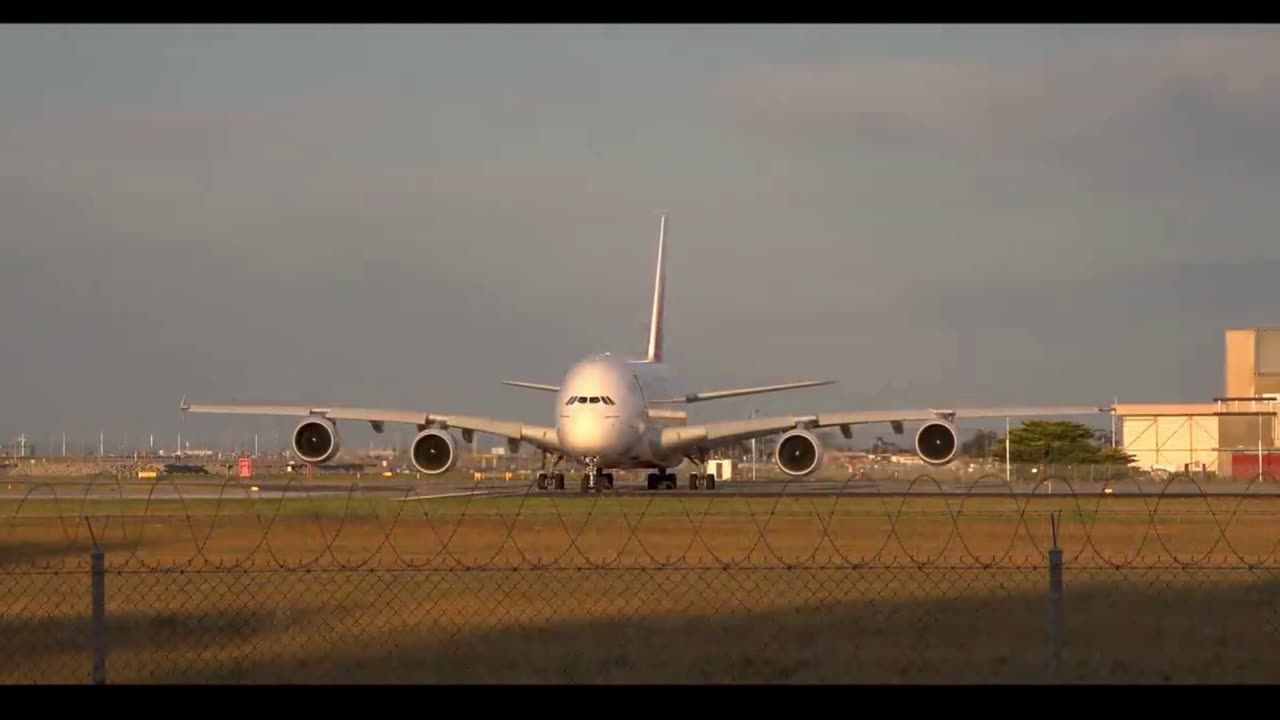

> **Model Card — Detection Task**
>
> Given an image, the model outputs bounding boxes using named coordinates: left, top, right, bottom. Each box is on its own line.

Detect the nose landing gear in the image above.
left=578, top=457, right=613, bottom=493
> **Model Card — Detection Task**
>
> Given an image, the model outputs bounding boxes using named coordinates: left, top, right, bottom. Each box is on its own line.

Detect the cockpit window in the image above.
left=568, top=395, right=616, bottom=405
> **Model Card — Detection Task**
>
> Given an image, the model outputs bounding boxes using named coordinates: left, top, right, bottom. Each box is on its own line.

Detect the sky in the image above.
left=3, top=24, right=1280, bottom=455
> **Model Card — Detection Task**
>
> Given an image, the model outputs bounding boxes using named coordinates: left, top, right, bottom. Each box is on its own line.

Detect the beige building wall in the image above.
left=1116, top=404, right=1220, bottom=472
left=1220, top=329, right=1279, bottom=471
left=1223, top=327, right=1280, bottom=397
left=1224, top=328, right=1257, bottom=397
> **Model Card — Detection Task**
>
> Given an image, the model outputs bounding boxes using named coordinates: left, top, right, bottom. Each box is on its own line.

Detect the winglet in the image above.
left=645, top=212, right=666, bottom=363
left=179, top=395, right=190, bottom=413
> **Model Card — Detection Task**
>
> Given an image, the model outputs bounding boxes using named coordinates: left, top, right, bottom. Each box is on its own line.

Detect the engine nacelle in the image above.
left=775, top=428, right=823, bottom=477
left=411, top=429, right=457, bottom=475
left=292, top=418, right=340, bottom=464
left=915, top=419, right=959, bottom=465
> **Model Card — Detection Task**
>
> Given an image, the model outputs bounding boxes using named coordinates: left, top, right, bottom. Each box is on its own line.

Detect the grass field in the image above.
left=1, top=481, right=1278, bottom=683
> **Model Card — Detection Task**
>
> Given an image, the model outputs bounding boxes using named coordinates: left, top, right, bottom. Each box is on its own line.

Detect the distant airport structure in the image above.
left=1114, top=327, right=1280, bottom=478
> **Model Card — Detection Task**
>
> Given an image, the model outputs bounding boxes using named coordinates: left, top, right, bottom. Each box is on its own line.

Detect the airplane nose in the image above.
left=560, top=417, right=633, bottom=457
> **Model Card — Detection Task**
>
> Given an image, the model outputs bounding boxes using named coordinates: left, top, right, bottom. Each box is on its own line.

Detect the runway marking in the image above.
left=399, top=490, right=507, bottom=501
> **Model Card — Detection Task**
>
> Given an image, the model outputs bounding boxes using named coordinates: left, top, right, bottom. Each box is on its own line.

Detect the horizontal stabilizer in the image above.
left=501, top=381, right=561, bottom=392
left=649, top=380, right=835, bottom=405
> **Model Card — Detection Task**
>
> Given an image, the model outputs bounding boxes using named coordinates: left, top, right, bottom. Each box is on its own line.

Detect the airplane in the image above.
left=179, top=214, right=1110, bottom=493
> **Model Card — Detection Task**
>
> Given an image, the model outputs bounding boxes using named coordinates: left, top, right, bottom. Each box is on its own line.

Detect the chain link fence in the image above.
left=2, top=471, right=1278, bottom=683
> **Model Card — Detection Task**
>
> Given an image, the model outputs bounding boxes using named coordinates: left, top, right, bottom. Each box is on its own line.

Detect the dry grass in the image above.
left=1, top=486, right=1279, bottom=684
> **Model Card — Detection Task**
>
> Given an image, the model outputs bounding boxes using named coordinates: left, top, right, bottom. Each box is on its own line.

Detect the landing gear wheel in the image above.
left=600, top=473, right=614, bottom=490
left=649, top=472, right=677, bottom=490
left=689, top=473, right=700, bottom=490
left=646, top=473, right=657, bottom=490
left=536, top=472, right=549, bottom=490
left=704, top=473, right=716, bottom=490
left=553, top=473, right=565, bottom=490
left=581, top=474, right=591, bottom=493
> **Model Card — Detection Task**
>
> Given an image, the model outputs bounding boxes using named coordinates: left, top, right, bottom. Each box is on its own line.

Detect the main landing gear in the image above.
left=536, top=452, right=566, bottom=490
left=535, top=471, right=566, bottom=490
left=533, top=454, right=613, bottom=493
left=687, top=471, right=717, bottom=491
left=535, top=456, right=716, bottom=493
left=645, top=468, right=716, bottom=491
left=682, top=453, right=717, bottom=491
left=646, top=471, right=677, bottom=490
left=536, top=470, right=612, bottom=492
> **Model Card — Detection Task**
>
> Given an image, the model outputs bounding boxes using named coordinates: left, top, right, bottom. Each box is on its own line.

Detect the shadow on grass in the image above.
left=0, top=535, right=145, bottom=568
left=0, top=605, right=316, bottom=684
left=8, top=564, right=1256, bottom=685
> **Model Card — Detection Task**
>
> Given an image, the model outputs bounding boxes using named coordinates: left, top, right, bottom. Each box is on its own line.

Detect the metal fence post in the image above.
left=86, top=517, right=106, bottom=685
left=1047, top=511, right=1064, bottom=681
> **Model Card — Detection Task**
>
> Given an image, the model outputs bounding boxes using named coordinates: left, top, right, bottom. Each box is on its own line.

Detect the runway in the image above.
left=541, top=476, right=1280, bottom=497
left=4, top=473, right=1278, bottom=502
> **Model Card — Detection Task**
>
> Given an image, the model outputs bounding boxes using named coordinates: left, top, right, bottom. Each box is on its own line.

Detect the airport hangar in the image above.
left=1114, top=327, right=1280, bottom=479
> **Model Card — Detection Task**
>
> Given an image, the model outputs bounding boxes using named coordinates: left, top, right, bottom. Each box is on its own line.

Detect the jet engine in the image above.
left=915, top=419, right=959, bottom=465
left=411, top=429, right=457, bottom=475
left=292, top=417, right=340, bottom=464
left=775, top=428, right=823, bottom=477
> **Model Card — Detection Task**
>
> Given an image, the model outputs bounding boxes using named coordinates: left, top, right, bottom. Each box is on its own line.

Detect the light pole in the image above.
left=1005, top=416, right=1011, bottom=485
left=751, top=408, right=758, bottom=482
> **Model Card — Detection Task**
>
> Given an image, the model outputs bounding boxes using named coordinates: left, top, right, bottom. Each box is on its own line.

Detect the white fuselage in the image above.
left=554, top=353, right=688, bottom=470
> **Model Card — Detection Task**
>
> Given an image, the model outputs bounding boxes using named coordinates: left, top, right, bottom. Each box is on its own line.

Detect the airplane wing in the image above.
left=656, top=405, right=1112, bottom=456
left=178, top=399, right=561, bottom=453
left=501, top=381, right=561, bottom=392
left=647, top=380, right=835, bottom=404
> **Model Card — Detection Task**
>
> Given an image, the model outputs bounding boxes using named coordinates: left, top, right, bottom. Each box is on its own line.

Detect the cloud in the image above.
left=717, top=28, right=1280, bottom=186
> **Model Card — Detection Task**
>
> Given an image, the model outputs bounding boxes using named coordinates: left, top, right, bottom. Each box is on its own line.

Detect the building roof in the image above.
left=1112, top=403, right=1221, bottom=416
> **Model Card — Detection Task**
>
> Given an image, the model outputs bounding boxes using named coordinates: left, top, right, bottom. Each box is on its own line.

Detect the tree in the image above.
left=1098, top=446, right=1138, bottom=466
left=991, top=420, right=1134, bottom=465
left=961, top=429, right=999, bottom=458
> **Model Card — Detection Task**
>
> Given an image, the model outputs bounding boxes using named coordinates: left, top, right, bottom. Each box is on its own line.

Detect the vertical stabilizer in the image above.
left=646, top=213, right=667, bottom=363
